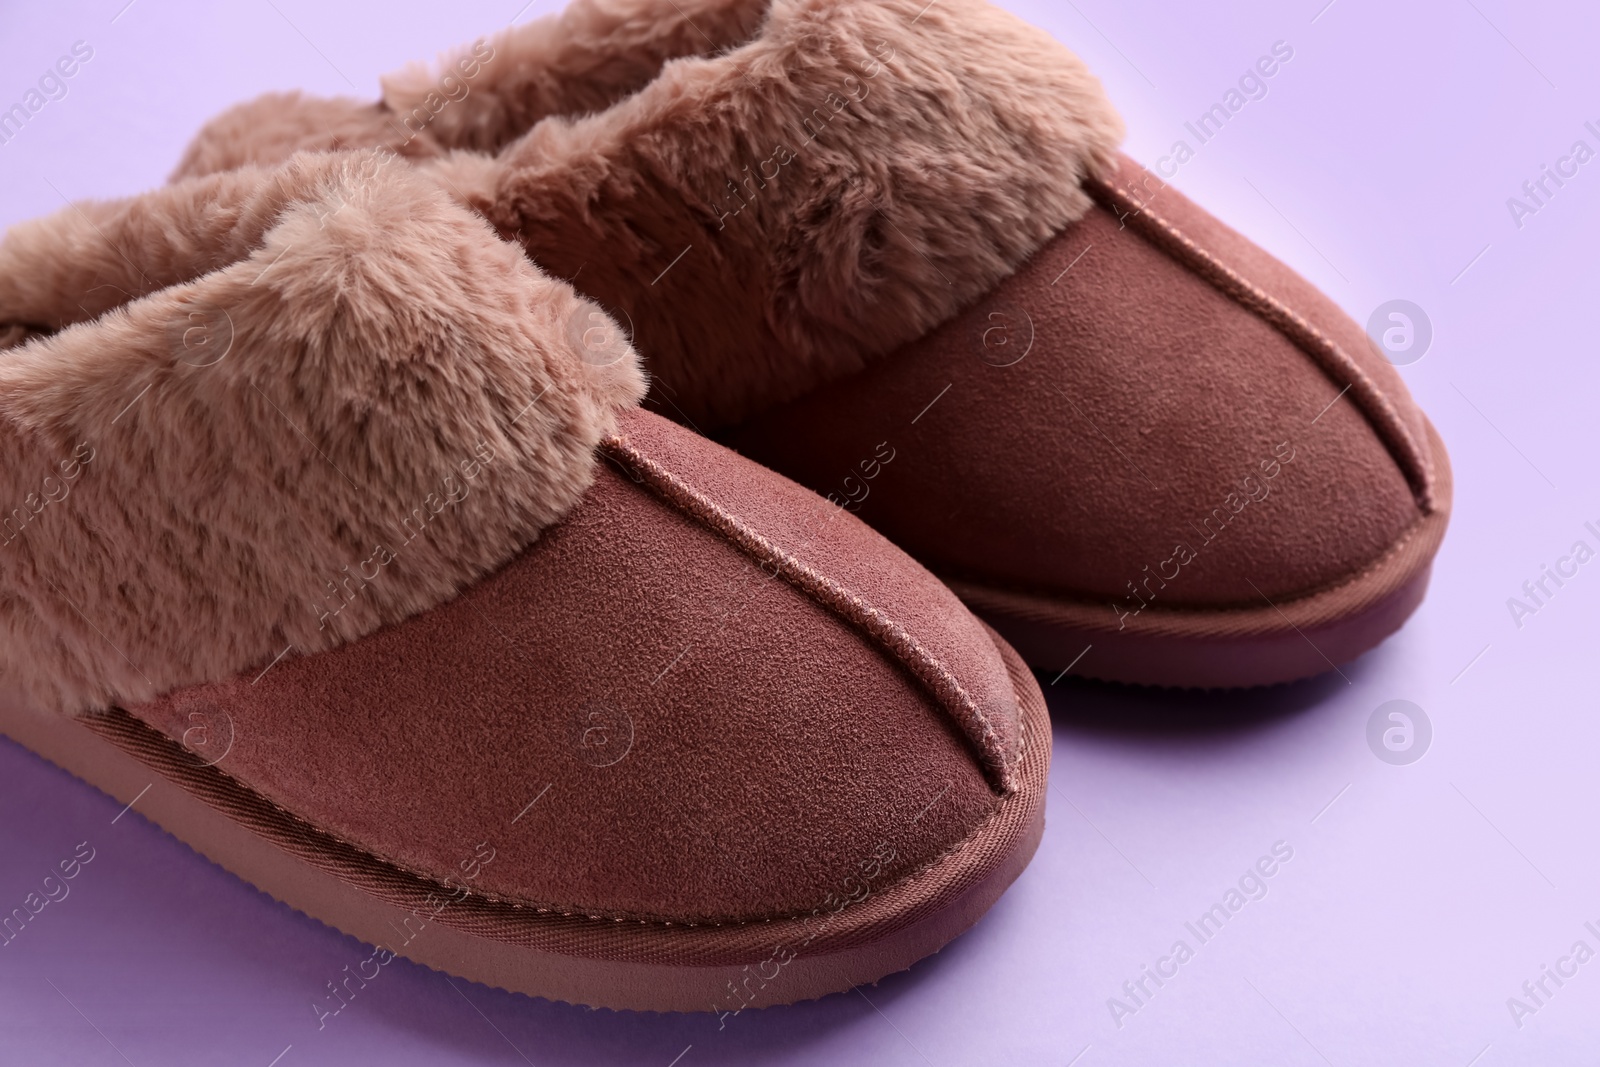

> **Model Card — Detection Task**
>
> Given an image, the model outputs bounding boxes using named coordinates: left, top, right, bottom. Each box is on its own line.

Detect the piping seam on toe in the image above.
left=1087, top=176, right=1436, bottom=514
left=600, top=433, right=1017, bottom=795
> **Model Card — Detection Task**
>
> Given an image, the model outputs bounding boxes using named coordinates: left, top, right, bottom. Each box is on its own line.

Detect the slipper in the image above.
left=0, top=150, right=1049, bottom=1012
left=171, top=0, right=1451, bottom=689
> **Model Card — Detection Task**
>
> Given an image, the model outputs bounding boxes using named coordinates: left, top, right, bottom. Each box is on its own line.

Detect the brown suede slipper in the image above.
left=0, top=151, right=1050, bottom=1012
left=169, top=0, right=1451, bottom=689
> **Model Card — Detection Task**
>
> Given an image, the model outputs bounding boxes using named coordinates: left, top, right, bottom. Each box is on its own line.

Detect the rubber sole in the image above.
left=946, top=417, right=1453, bottom=690
left=0, top=627, right=1049, bottom=1013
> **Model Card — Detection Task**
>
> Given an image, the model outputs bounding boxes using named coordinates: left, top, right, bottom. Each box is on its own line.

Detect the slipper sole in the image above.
left=0, top=624, right=1050, bottom=1012
left=946, top=417, right=1453, bottom=690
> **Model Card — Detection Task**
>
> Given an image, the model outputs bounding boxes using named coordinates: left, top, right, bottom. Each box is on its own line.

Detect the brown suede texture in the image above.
left=125, top=410, right=1017, bottom=925
left=724, top=156, right=1428, bottom=613
left=1099, top=156, right=1435, bottom=494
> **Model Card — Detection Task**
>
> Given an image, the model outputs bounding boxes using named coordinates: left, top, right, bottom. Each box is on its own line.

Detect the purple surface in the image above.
left=3, top=0, right=1599, bottom=1063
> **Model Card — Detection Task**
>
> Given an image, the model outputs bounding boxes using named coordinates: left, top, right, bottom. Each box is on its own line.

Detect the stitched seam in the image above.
left=1086, top=177, right=1435, bottom=514
left=73, top=456, right=1030, bottom=932
left=600, top=434, right=1016, bottom=793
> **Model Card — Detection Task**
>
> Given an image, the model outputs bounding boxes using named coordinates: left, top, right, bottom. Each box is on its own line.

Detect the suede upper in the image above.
left=1099, top=157, right=1436, bottom=507
left=726, top=156, right=1433, bottom=614
left=127, top=410, right=1018, bottom=923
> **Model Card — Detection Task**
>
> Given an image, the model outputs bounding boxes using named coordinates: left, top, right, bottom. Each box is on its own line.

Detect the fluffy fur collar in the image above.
left=0, top=151, right=644, bottom=712
left=174, top=0, right=1125, bottom=429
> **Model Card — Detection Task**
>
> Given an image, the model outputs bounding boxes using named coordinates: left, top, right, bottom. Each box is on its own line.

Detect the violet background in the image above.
left=2, top=0, right=1598, bottom=1063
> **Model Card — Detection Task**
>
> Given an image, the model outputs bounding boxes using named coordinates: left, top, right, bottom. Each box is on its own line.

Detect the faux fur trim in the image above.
left=383, top=0, right=768, bottom=154
left=0, top=151, right=645, bottom=713
left=170, top=3, right=763, bottom=182
left=169, top=0, right=1125, bottom=428
left=171, top=91, right=447, bottom=182
left=463, top=0, right=1125, bottom=426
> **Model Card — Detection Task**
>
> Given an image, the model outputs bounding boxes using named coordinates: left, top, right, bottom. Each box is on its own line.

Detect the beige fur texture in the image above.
left=171, top=0, right=1125, bottom=429
left=475, top=0, right=1125, bottom=427
left=171, top=91, right=447, bottom=183
left=172, top=1, right=765, bottom=183
left=383, top=0, right=767, bottom=154
left=0, top=150, right=645, bottom=714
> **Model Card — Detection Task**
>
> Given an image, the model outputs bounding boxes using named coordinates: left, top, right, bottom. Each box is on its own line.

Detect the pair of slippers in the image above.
left=0, top=0, right=1449, bottom=1012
